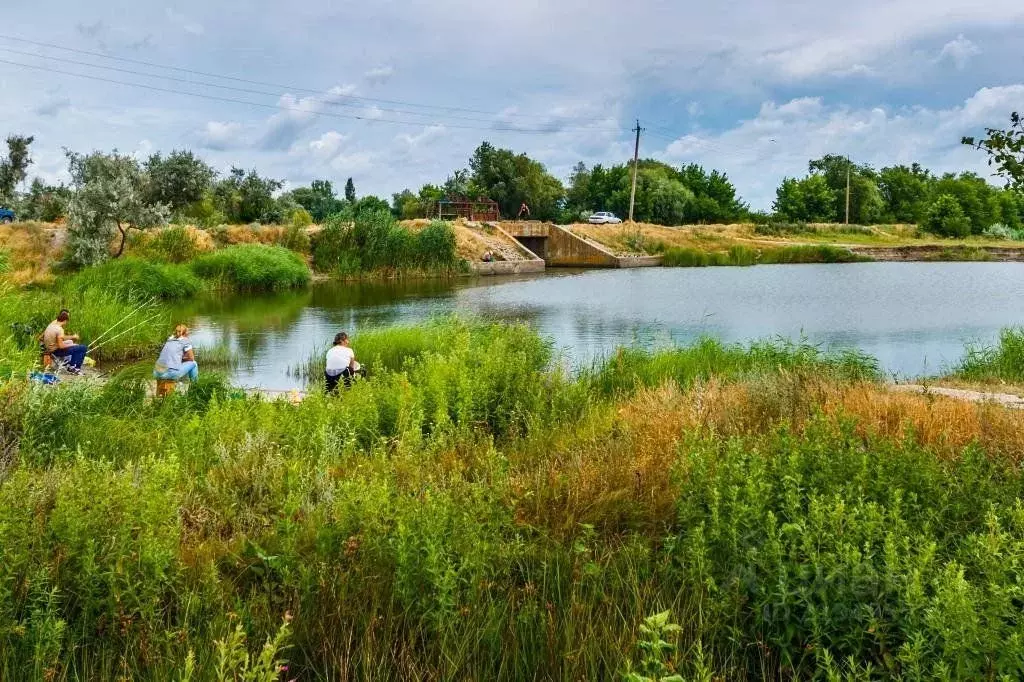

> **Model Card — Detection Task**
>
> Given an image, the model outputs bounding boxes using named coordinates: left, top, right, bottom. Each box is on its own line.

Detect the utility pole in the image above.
left=845, top=156, right=851, bottom=225
left=628, top=119, right=643, bottom=223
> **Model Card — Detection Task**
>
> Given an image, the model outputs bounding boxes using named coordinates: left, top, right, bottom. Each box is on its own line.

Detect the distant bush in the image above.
left=311, top=211, right=462, bottom=275
left=759, top=245, right=864, bottom=264
left=923, top=194, right=971, bottom=238
left=142, top=226, right=201, bottom=263
left=663, top=244, right=862, bottom=267
left=276, top=223, right=311, bottom=253
left=69, top=257, right=203, bottom=301
left=291, top=208, right=313, bottom=229
left=191, top=244, right=310, bottom=290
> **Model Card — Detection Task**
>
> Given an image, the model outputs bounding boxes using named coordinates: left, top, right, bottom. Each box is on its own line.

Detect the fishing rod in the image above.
left=87, top=296, right=158, bottom=350
left=88, top=311, right=164, bottom=354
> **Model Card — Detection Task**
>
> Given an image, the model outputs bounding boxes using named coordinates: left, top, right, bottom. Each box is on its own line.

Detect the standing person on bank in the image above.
left=43, top=309, right=88, bottom=374
left=324, top=332, right=364, bottom=392
left=153, top=325, right=199, bottom=383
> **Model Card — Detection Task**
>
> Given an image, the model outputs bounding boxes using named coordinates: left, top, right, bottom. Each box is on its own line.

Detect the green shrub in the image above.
left=141, top=226, right=200, bottom=263
left=68, top=258, right=203, bottom=301
left=290, top=208, right=313, bottom=229
left=924, top=194, right=972, bottom=238
left=277, top=223, right=311, bottom=253
left=191, top=244, right=310, bottom=291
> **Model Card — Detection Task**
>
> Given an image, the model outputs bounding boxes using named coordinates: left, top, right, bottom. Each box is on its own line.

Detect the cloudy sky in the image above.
left=2, top=0, right=1022, bottom=209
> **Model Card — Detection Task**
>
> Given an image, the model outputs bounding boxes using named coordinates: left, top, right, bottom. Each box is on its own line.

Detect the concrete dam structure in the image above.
left=502, top=223, right=661, bottom=268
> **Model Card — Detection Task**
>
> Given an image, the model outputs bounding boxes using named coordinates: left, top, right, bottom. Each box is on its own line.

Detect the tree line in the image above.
left=0, top=111, right=1020, bottom=247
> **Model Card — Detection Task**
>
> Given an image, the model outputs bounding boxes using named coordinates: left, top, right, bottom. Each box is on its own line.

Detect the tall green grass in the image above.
left=191, top=244, right=310, bottom=290
left=311, top=211, right=465, bottom=276
left=0, top=286, right=170, bottom=367
left=954, top=327, right=1024, bottom=383
left=66, top=257, right=204, bottom=301
left=588, top=336, right=879, bottom=395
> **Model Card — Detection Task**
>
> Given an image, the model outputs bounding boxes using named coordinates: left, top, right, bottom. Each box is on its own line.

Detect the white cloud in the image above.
left=261, top=85, right=358, bottom=150
left=198, top=121, right=247, bottom=150
left=659, top=84, right=1024, bottom=210
left=937, top=34, right=981, bottom=69
left=364, top=66, right=395, bottom=85
left=305, top=131, right=350, bottom=159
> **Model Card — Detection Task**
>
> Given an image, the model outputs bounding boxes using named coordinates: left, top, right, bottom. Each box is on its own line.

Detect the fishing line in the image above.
left=87, top=296, right=158, bottom=349
left=88, top=311, right=164, bottom=354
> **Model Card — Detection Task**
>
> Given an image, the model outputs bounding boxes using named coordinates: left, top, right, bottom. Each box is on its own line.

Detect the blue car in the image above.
left=0, top=207, right=14, bottom=224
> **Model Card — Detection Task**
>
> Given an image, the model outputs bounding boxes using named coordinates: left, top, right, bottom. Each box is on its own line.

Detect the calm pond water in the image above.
left=180, top=262, right=1024, bottom=390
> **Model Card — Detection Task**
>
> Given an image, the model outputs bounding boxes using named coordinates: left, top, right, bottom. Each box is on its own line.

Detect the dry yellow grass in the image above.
left=510, top=375, right=1024, bottom=535
left=0, top=222, right=62, bottom=286
left=569, top=222, right=769, bottom=255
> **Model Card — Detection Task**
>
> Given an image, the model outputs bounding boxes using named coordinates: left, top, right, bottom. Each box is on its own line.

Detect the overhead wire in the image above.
left=0, top=33, right=622, bottom=124
left=0, top=56, right=625, bottom=135
left=0, top=45, right=622, bottom=130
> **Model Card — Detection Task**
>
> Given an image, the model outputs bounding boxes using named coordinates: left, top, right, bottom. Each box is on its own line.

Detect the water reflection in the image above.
left=178, top=262, right=1024, bottom=390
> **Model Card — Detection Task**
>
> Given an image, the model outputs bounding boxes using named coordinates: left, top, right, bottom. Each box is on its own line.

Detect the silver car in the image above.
left=587, top=211, right=622, bottom=224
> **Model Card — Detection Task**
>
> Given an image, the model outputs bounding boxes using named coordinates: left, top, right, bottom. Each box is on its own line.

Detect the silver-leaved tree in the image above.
left=64, top=150, right=169, bottom=267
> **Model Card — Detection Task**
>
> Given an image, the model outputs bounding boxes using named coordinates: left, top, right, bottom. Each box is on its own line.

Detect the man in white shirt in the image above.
left=324, top=332, right=362, bottom=392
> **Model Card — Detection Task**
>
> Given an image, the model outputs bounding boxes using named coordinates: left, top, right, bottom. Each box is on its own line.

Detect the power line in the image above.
left=0, top=33, right=621, bottom=125
left=0, top=57, right=625, bottom=136
left=0, top=45, right=623, bottom=131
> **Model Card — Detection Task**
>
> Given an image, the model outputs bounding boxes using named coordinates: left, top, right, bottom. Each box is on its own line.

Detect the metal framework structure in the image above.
left=434, top=196, right=500, bottom=222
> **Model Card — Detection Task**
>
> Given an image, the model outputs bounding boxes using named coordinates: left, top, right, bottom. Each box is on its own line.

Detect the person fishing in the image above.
left=324, top=332, right=364, bottom=392
left=42, top=309, right=87, bottom=374
left=153, top=324, right=199, bottom=384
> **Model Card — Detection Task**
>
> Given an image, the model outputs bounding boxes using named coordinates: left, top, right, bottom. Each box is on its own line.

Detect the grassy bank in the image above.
left=571, top=222, right=1024, bottom=263
left=5, top=319, right=1024, bottom=679
left=661, top=243, right=865, bottom=267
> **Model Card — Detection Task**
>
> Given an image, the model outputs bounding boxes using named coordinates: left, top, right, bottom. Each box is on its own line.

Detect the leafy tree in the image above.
left=290, top=180, right=343, bottom=222
left=344, top=177, right=356, bottom=203
left=64, top=150, right=169, bottom=266
left=442, top=169, right=472, bottom=197
left=878, top=164, right=932, bottom=223
left=933, top=172, right=997, bottom=234
left=354, top=195, right=391, bottom=217
left=630, top=163, right=693, bottom=225
left=143, top=150, right=216, bottom=214
left=807, top=154, right=883, bottom=224
left=963, top=112, right=1024, bottom=191
left=468, top=142, right=565, bottom=220
left=212, top=168, right=283, bottom=224
left=0, top=134, right=34, bottom=205
left=391, top=189, right=421, bottom=219
left=677, top=163, right=746, bottom=223
left=773, top=175, right=836, bottom=222
left=923, top=194, right=971, bottom=238
left=18, top=178, right=71, bottom=222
